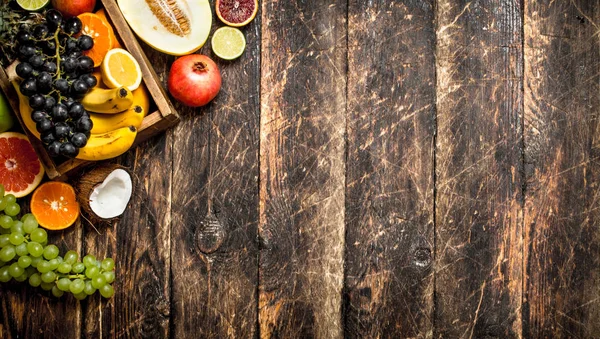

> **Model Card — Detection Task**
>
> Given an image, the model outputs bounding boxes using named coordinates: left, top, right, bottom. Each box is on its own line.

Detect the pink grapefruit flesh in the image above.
left=0, top=132, right=44, bottom=198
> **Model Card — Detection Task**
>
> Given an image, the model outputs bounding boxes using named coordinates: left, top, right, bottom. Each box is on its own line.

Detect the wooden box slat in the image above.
left=0, top=0, right=179, bottom=180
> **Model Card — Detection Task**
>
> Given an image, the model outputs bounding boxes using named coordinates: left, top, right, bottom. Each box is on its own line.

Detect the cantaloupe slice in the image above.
left=117, top=0, right=212, bottom=56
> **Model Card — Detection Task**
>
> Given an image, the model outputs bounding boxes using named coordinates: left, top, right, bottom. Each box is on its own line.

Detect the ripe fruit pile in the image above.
left=15, top=9, right=97, bottom=158
left=0, top=184, right=115, bottom=299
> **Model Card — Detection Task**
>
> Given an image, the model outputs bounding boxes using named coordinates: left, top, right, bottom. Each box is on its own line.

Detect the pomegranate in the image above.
left=168, top=55, right=222, bottom=107
left=51, top=0, right=96, bottom=18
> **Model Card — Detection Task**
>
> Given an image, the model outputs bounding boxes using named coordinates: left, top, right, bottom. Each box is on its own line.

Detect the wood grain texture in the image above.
left=344, top=1, right=436, bottom=337
left=523, top=1, right=600, bottom=337
left=258, top=1, right=347, bottom=338
left=435, top=0, right=523, bottom=337
left=170, top=16, right=261, bottom=339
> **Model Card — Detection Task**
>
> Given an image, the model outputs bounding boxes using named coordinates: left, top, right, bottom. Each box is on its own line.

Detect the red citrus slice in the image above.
left=0, top=132, right=44, bottom=198
left=216, top=0, right=258, bottom=27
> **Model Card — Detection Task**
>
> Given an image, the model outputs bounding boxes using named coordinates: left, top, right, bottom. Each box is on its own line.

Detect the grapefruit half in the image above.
left=0, top=132, right=44, bottom=198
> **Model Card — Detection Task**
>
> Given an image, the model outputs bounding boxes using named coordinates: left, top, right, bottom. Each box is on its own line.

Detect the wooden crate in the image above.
left=0, top=0, right=179, bottom=180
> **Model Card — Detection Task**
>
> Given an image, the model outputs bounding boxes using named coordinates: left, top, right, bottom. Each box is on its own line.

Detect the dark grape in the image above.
left=68, top=103, right=85, bottom=119
left=78, top=35, right=94, bottom=51
left=28, top=55, right=44, bottom=69
left=76, top=117, right=93, bottom=132
left=16, top=62, right=33, bottom=78
left=61, top=57, right=77, bottom=73
left=78, top=56, right=94, bottom=73
left=63, top=97, right=75, bottom=109
left=44, top=96, right=56, bottom=111
left=80, top=73, right=97, bottom=88
left=67, top=50, right=82, bottom=59
left=43, top=40, right=56, bottom=55
left=16, top=31, right=33, bottom=45
left=51, top=104, right=69, bottom=121
left=31, top=110, right=48, bottom=123
left=53, top=78, right=69, bottom=92
left=40, top=131, right=56, bottom=145
left=42, top=61, right=57, bottom=74
left=65, top=38, right=78, bottom=52
left=19, top=78, right=37, bottom=96
left=70, top=133, right=87, bottom=148
left=36, top=72, right=53, bottom=93
left=33, top=24, right=49, bottom=39
left=46, top=141, right=61, bottom=157
left=63, top=17, right=82, bottom=35
left=29, top=94, right=45, bottom=109
left=45, top=10, right=63, bottom=30
left=36, top=118, right=53, bottom=133
left=17, top=45, right=36, bottom=59
left=59, top=142, right=78, bottom=158
left=71, top=79, right=89, bottom=96
left=54, top=122, right=71, bottom=138
left=64, top=72, right=79, bottom=80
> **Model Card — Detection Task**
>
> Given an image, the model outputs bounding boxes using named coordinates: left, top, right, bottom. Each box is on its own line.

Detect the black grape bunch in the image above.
left=15, top=9, right=97, bottom=159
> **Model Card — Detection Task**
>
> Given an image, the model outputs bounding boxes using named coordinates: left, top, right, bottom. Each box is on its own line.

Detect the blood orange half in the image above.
left=216, top=0, right=258, bottom=27
left=0, top=132, right=44, bottom=198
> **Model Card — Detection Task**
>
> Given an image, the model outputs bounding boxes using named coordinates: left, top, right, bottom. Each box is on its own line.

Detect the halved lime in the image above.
left=211, top=27, right=246, bottom=60
left=16, top=0, right=49, bottom=11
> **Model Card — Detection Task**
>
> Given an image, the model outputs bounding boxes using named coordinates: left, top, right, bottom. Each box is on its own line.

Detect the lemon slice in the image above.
left=211, top=27, right=246, bottom=60
left=100, top=48, right=142, bottom=91
left=16, top=0, right=49, bottom=11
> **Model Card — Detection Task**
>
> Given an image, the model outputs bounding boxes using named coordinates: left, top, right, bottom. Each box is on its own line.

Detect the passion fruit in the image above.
left=117, top=0, right=212, bottom=56
left=216, top=0, right=258, bottom=27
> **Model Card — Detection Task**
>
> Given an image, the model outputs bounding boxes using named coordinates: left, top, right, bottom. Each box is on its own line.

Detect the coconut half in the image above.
left=117, top=0, right=212, bottom=56
left=89, top=169, right=132, bottom=219
left=77, top=164, right=134, bottom=222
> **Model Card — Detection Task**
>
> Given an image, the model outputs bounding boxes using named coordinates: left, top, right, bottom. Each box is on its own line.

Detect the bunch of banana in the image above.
left=12, top=76, right=151, bottom=161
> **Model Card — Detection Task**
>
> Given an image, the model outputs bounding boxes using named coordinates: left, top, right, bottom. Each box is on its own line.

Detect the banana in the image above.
left=10, top=81, right=40, bottom=139
left=89, top=105, right=145, bottom=134
left=81, top=86, right=134, bottom=114
left=133, top=84, right=151, bottom=116
left=76, top=125, right=138, bottom=161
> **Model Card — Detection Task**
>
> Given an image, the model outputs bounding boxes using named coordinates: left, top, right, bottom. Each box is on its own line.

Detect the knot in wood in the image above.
left=412, top=247, right=432, bottom=268
left=195, top=212, right=226, bottom=254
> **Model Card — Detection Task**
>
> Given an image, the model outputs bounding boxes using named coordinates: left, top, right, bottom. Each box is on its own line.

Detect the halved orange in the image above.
left=100, top=48, right=142, bottom=91
left=94, top=8, right=122, bottom=49
left=78, top=13, right=115, bottom=67
left=30, top=182, right=80, bottom=230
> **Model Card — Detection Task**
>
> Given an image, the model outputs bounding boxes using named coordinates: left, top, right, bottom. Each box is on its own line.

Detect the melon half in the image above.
left=117, top=0, right=212, bottom=56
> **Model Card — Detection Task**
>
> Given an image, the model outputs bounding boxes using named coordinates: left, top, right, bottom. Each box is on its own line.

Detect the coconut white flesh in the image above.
left=117, top=0, right=212, bottom=56
left=89, top=169, right=133, bottom=219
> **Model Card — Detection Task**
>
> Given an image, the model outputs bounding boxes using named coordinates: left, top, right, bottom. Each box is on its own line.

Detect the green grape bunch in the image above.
left=0, top=184, right=115, bottom=299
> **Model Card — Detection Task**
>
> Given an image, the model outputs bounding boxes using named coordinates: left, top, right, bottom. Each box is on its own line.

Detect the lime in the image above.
left=15, top=0, right=49, bottom=11
left=211, top=27, right=246, bottom=60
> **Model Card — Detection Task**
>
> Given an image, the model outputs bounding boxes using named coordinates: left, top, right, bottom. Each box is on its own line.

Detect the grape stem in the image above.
left=53, top=28, right=61, bottom=83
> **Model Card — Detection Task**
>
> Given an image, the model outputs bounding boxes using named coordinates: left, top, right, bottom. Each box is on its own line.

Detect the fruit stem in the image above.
left=193, top=61, right=208, bottom=72
left=53, top=28, right=61, bottom=81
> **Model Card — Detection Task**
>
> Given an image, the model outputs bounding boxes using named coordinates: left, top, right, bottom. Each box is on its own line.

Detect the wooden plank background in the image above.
left=1, top=0, right=600, bottom=338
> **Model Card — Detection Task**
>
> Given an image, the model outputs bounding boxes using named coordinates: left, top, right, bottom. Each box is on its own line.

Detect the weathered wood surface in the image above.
left=344, top=0, right=436, bottom=337
left=258, top=1, right=347, bottom=338
left=524, top=0, right=600, bottom=337
left=435, top=0, right=524, bottom=337
left=2, top=0, right=600, bottom=338
left=170, top=13, right=261, bottom=339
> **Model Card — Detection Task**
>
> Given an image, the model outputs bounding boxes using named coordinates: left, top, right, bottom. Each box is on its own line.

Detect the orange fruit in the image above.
left=216, top=0, right=259, bottom=27
left=0, top=132, right=44, bottom=198
left=30, top=181, right=80, bottom=230
left=100, top=48, right=142, bottom=91
left=78, top=13, right=115, bottom=67
left=94, top=8, right=122, bottom=49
